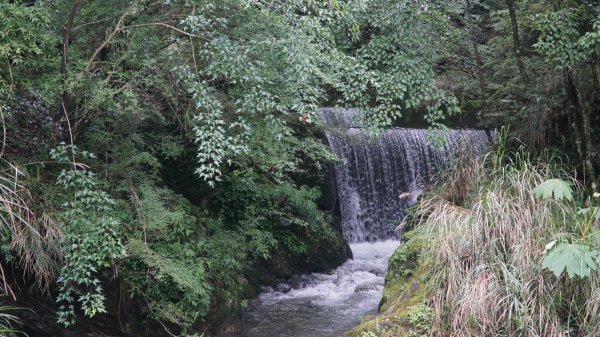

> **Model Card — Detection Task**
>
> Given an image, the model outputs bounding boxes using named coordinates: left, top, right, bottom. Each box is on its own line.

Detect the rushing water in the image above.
left=230, top=108, right=491, bottom=337
left=319, top=107, right=491, bottom=243
left=233, top=241, right=399, bottom=337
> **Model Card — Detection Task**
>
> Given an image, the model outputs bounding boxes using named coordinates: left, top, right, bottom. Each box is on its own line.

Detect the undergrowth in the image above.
left=413, top=146, right=600, bottom=336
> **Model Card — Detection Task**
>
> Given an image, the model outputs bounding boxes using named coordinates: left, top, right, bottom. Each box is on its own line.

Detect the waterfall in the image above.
left=231, top=108, right=492, bottom=337
left=319, top=108, right=491, bottom=243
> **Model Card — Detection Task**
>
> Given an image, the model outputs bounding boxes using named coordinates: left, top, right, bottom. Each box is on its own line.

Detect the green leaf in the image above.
left=588, top=229, right=600, bottom=245
left=542, top=242, right=599, bottom=278
left=532, top=179, right=574, bottom=201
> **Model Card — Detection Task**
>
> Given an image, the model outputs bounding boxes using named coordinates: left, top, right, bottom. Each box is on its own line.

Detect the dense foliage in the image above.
left=0, top=0, right=358, bottom=334
left=2, top=0, right=600, bottom=336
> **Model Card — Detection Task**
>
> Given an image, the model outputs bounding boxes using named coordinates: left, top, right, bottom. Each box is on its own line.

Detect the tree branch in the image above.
left=72, top=17, right=115, bottom=31
left=55, top=0, right=82, bottom=143
left=121, top=22, right=211, bottom=41
left=86, top=7, right=131, bottom=72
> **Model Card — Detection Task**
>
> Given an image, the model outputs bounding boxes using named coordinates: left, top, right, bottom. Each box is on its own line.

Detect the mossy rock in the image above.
left=346, top=229, right=431, bottom=337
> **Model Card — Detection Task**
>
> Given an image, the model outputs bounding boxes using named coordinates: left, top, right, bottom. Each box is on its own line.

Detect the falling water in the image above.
left=229, top=108, right=491, bottom=337
left=319, top=107, right=491, bottom=242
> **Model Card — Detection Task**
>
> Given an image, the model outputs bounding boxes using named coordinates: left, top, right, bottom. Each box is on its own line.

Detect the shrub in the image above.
left=51, top=144, right=126, bottom=326
left=405, top=303, right=433, bottom=337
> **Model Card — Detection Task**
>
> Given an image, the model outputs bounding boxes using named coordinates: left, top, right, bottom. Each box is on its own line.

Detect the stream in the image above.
left=233, top=240, right=399, bottom=337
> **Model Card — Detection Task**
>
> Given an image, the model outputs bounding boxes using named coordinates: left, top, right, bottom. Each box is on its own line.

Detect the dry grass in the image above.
left=0, top=301, right=21, bottom=335
left=414, top=151, right=600, bottom=336
left=440, top=139, right=485, bottom=206
left=0, top=161, right=61, bottom=295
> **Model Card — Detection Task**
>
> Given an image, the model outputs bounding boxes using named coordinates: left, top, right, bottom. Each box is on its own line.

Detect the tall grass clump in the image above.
left=0, top=299, right=22, bottom=335
left=414, top=143, right=600, bottom=336
left=0, top=159, right=61, bottom=296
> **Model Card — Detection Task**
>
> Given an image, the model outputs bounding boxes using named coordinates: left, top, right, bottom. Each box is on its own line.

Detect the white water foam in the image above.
left=235, top=241, right=400, bottom=337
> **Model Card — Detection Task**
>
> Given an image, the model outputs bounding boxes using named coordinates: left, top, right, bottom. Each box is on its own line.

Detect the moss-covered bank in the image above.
left=346, top=229, right=432, bottom=337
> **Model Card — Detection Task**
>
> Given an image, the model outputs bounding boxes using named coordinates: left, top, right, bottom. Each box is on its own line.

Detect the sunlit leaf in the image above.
left=532, top=179, right=574, bottom=201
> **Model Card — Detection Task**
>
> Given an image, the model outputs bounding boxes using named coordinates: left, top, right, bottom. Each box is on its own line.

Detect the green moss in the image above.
left=346, top=229, right=431, bottom=337
left=405, top=303, right=433, bottom=337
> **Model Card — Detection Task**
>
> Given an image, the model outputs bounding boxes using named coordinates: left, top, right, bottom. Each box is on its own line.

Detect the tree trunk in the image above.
left=581, top=104, right=596, bottom=184
left=593, top=53, right=600, bottom=90
left=564, top=71, right=583, bottom=158
left=54, top=0, right=82, bottom=142
left=465, top=0, right=486, bottom=93
left=564, top=69, right=595, bottom=183
left=505, top=0, right=528, bottom=83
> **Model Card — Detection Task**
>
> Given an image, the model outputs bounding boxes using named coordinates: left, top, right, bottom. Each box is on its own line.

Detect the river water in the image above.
left=233, top=240, right=399, bottom=337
